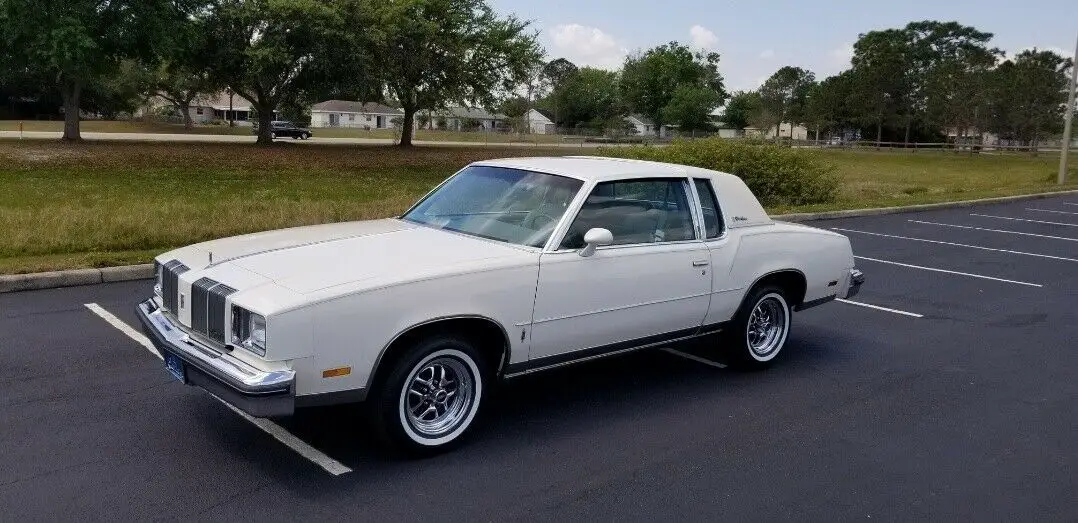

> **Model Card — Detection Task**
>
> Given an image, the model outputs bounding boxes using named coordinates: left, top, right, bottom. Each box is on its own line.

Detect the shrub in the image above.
left=597, top=138, right=838, bottom=206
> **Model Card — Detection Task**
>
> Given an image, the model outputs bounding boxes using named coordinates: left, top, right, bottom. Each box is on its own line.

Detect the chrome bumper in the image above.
left=135, top=299, right=295, bottom=417
left=846, top=268, right=865, bottom=299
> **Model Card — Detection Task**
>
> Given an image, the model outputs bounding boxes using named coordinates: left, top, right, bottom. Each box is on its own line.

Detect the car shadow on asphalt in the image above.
left=264, top=328, right=853, bottom=475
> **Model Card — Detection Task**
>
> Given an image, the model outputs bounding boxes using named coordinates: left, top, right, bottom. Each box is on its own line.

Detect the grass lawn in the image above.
left=0, top=140, right=1075, bottom=274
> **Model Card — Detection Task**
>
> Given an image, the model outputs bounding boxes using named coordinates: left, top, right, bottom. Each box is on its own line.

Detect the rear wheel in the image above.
left=722, top=285, right=791, bottom=369
left=370, top=335, right=487, bottom=455
left=270, top=131, right=277, bottom=140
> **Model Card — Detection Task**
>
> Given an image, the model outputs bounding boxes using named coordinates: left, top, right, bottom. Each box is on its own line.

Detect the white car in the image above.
left=137, top=156, right=864, bottom=453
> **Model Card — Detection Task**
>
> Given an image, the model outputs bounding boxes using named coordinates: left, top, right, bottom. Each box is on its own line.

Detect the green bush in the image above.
left=597, top=138, right=838, bottom=206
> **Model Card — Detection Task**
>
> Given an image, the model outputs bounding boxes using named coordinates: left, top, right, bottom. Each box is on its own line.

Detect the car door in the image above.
left=691, top=176, right=742, bottom=326
left=526, top=177, right=713, bottom=366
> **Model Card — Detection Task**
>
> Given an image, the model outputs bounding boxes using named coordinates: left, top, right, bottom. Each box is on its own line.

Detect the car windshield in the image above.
left=402, top=165, right=584, bottom=248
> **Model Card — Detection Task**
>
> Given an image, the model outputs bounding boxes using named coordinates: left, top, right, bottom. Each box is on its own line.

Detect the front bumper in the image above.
left=135, top=299, right=296, bottom=417
left=846, top=268, right=865, bottom=299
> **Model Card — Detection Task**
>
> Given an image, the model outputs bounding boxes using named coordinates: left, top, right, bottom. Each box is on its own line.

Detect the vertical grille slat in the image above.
left=161, top=260, right=188, bottom=313
left=190, top=277, right=236, bottom=344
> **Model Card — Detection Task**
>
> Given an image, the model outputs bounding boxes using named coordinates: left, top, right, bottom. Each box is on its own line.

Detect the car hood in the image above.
left=166, top=219, right=537, bottom=295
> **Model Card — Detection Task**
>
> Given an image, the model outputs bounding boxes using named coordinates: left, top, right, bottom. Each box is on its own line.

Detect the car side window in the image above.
left=560, top=178, right=696, bottom=249
left=693, top=178, right=725, bottom=239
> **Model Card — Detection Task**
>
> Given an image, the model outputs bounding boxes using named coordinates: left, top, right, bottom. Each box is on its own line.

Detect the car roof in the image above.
left=471, top=155, right=732, bottom=183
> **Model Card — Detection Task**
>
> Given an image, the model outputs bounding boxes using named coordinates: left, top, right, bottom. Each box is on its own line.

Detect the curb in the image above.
left=0, top=264, right=154, bottom=294
left=2, top=189, right=1077, bottom=294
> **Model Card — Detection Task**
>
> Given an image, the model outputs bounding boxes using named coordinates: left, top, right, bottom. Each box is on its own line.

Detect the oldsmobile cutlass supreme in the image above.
left=137, top=156, right=864, bottom=453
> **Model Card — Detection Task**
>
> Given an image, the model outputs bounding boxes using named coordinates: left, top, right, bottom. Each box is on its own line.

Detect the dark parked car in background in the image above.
left=253, top=121, right=312, bottom=140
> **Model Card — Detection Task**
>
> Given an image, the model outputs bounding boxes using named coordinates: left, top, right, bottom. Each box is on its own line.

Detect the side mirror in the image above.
left=579, top=228, right=613, bottom=257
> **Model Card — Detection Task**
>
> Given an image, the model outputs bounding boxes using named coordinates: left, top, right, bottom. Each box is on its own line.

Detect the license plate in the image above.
left=164, top=352, right=186, bottom=382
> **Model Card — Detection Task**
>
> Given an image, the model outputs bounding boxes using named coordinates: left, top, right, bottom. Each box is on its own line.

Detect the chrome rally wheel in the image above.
left=399, top=351, right=480, bottom=445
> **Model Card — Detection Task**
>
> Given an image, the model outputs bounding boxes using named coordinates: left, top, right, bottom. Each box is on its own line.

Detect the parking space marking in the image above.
left=832, top=228, right=1078, bottom=263
left=970, top=214, right=1078, bottom=227
left=661, top=347, right=728, bottom=369
left=854, top=255, right=1042, bottom=287
left=836, top=299, right=924, bottom=318
left=1027, top=208, right=1078, bottom=216
left=909, top=220, right=1078, bottom=242
left=83, top=303, right=353, bottom=477
left=1064, top=202, right=1078, bottom=207
left=85, top=303, right=162, bottom=359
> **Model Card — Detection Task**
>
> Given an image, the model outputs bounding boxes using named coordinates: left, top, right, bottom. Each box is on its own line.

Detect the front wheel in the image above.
left=722, top=285, right=791, bottom=369
left=370, top=335, right=487, bottom=455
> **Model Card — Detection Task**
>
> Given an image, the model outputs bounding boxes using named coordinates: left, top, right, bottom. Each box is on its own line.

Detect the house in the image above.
left=138, top=91, right=272, bottom=126
left=428, top=106, right=509, bottom=131
left=526, top=109, right=555, bottom=134
left=625, top=114, right=674, bottom=138
left=310, top=100, right=404, bottom=129
left=745, top=122, right=809, bottom=140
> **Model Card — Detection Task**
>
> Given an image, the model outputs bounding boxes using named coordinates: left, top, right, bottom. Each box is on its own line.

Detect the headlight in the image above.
left=231, top=306, right=267, bottom=356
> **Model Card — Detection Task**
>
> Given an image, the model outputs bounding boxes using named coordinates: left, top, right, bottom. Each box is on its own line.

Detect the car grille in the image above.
left=190, top=277, right=237, bottom=344
left=159, top=260, right=189, bottom=313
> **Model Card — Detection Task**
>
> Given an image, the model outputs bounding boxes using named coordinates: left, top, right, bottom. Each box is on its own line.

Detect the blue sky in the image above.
left=489, top=0, right=1077, bottom=92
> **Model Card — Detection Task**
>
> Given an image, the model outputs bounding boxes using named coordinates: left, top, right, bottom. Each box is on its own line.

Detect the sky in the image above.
left=488, top=0, right=1077, bottom=92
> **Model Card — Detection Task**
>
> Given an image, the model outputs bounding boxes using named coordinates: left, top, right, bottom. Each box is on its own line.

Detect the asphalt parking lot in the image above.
left=2, top=195, right=1077, bottom=521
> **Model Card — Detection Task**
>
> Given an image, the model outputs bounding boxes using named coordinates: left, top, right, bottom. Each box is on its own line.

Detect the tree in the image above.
left=203, top=0, right=374, bottom=144
left=373, top=0, right=543, bottom=146
left=758, top=66, right=816, bottom=138
left=620, top=41, right=726, bottom=137
left=541, top=57, right=577, bottom=126
left=849, top=28, right=911, bottom=143
left=0, top=0, right=178, bottom=141
left=550, top=67, right=623, bottom=132
left=988, top=49, right=1073, bottom=147
left=720, top=91, right=762, bottom=131
left=804, top=72, right=854, bottom=140
left=152, top=16, right=221, bottom=129
left=662, top=84, right=721, bottom=133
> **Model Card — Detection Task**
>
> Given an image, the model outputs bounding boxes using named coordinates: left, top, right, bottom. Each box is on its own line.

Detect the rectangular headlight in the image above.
left=231, top=306, right=267, bottom=356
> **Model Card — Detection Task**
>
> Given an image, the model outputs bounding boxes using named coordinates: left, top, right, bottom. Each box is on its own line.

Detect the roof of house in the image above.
left=192, top=91, right=254, bottom=111
left=526, top=108, right=553, bottom=123
left=311, top=100, right=404, bottom=115
left=626, top=114, right=654, bottom=126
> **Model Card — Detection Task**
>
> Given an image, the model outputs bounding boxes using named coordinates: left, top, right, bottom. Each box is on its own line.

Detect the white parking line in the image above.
left=970, top=214, right=1078, bottom=227
left=1027, top=208, right=1078, bottom=216
left=909, top=220, right=1078, bottom=242
left=832, top=228, right=1078, bottom=263
left=661, top=347, right=728, bottom=369
left=83, top=303, right=352, bottom=477
left=836, top=299, right=924, bottom=318
left=854, top=255, right=1042, bottom=287
left=1063, top=202, right=1078, bottom=207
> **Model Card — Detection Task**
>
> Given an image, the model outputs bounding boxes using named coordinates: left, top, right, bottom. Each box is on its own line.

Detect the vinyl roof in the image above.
left=471, top=156, right=732, bottom=183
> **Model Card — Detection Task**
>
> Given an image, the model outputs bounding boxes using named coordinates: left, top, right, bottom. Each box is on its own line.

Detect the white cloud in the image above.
left=689, top=25, right=718, bottom=50
left=548, top=24, right=627, bottom=70
left=759, top=49, right=776, bottom=60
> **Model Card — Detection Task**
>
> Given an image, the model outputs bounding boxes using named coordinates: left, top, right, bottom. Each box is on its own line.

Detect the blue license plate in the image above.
left=164, top=352, right=185, bottom=382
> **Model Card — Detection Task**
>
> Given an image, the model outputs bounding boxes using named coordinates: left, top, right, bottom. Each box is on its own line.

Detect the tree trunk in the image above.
left=180, top=101, right=193, bottom=130
left=903, top=116, right=912, bottom=148
left=256, top=104, right=274, bottom=145
left=61, top=80, right=82, bottom=142
left=875, top=118, right=883, bottom=150
left=399, top=106, right=416, bottom=147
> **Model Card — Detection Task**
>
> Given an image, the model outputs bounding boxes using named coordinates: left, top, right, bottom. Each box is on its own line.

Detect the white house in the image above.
left=745, top=122, right=809, bottom=140
left=526, top=109, right=555, bottom=134
left=138, top=91, right=270, bottom=126
left=310, top=100, right=404, bottom=129
left=625, top=114, right=674, bottom=138
left=427, top=106, right=509, bottom=131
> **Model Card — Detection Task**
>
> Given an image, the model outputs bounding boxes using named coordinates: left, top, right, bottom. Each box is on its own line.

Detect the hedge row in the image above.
left=597, top=138, right=838, bottom=206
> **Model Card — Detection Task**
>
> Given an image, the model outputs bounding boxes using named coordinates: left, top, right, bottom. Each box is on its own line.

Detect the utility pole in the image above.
left=1060, top=32, right=1078, bottom=185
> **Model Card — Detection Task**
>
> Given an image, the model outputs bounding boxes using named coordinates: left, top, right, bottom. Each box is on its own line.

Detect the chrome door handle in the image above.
left=692, top=260, right=709, bottom=267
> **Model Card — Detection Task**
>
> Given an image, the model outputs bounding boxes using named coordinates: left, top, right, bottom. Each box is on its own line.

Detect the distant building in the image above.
left=624, top=114, right=674, bottom=138
left=427, top=106, right=509, bottom=131
left=745, top=122, right=809, bottom=140
left=138, top=91, right=272, bottom=126
left=526, top=109, right=555, bottom=134
left=310, top=100, right=404, bottom=129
